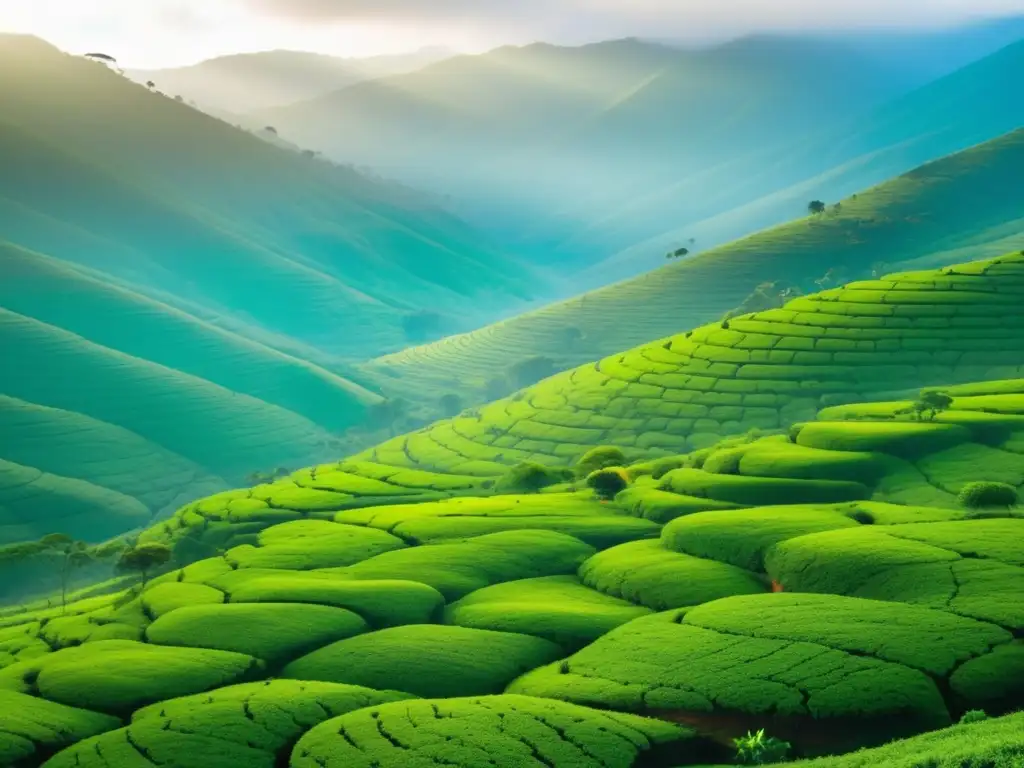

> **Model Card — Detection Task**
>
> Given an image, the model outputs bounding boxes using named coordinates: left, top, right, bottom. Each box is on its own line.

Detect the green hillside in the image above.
left=0, top=34, right=536, bottom=360
left=0, top=34, right=550, bottom=550
left=576, top=36, right=1024, bottom=284
left=0, top=373, right=1021, bottom=766
left=364, top=129, right=1024, bottom=402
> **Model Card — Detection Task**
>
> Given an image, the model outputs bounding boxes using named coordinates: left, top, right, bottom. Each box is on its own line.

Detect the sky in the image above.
left=1, top=0, right=1024, bottom=68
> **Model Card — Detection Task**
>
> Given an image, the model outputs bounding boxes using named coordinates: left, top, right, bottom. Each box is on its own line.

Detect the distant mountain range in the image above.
left=126, top=46, right=458, bottom=113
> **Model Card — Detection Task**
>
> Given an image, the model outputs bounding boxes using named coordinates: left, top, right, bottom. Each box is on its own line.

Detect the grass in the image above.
left=282, top=625, right=564, bottom=698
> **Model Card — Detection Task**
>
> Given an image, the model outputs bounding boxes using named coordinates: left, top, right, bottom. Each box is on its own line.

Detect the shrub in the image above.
left=496, top=463, right=573, bottom=494
left=734, top=729, right=792, bottom=765
left=958, top=482, right=1018, bottom=510
left=438, top=394, right=463, bottom=418
left=586, top=468, right=630, bottom=500
left=507, top=356, right=558, bottom=389
left=960, top=709, right=989, bottom=725
left=401, top=310, right=443, bottom=342
left=576, top=446, right=627, bottom=478
left=848, top=509, right=876, bottom=525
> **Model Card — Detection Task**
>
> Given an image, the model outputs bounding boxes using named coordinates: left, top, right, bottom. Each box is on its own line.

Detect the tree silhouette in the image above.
left=807, top=200, right=827, bottom=216
left=665, top=247, right=690, bottom=260
left=39, top=534, right=94, bottom=614
left=265, top=126, right=278, bottom=135
left=145, top=80, right=156, bottom=90
left=117, top=543, right=172, bottom=589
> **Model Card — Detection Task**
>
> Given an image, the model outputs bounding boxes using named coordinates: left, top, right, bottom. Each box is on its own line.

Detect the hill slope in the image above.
left=0, top=34, right=536, bottom=360
left=580, top=35, right=1024, bottom=284
left=260, top=37, right=918, bottom=263
left=0, top=377, right=1021, bottom=766
left=364, top=128, right=1024, bottom=401
left=360, top=250, right=1024, bottom=475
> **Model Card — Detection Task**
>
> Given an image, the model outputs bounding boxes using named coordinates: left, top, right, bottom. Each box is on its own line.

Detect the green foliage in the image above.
left=0, top=640, right=261, bottom=715
left=401, top=310, right=443, bottom=342
left=586, top=467, right=630, bottom=500
left=495, top=462, right=573, bottom=493
left=438, top=393, right=464, bottom=417
left=282, top=625, right=563, bottom=698
left=576, top=446, right=628, bottom=478
left=146, top=602, right=369, bottom=665
left=116, top=543, right=172, bottom=588
left=291, top=695, right=694, bottom=768
left=959, top=482, right=1018, bottom=509
left=807, top=199, right=827, bottom=215
left=734, top=728, right=792, bottom=765
left=960, top=709, right=990, bottom=724
left=507, top=355, right=559, bottom=389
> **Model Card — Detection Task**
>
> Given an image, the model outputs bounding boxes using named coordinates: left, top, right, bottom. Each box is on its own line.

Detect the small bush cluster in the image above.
left=734, top=729, right=792, bottom=765
left=496, top=462, right=573, bottom=493
left=959, top=709, right=990, bottom=725
left=958, top=482, right=1018, bottom=510
left=575, top=446, right=627, bottom=478
left=586, top=467, right=630, bottom=500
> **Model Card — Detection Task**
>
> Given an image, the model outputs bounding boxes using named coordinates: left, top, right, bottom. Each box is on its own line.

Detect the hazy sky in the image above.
left=2, top=0, right=1024, bottom=68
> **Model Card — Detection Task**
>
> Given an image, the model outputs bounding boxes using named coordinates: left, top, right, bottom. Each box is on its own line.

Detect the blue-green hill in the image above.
left=364, top=129, right=1024, bottom=402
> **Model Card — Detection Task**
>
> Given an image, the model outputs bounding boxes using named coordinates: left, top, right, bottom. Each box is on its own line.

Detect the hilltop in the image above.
left=363, top=128, right=1024, bottom=402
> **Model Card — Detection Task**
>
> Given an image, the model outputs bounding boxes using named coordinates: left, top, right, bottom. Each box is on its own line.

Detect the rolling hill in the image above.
left=0, top=34, right=546, bottom=540
left=0, top=34, right=537, bottom=359
left=363, top=128, right=1024, bottom=402
left=127, top=46, right=458, bottom=114
left=1, top=372, right=1021, bottom=765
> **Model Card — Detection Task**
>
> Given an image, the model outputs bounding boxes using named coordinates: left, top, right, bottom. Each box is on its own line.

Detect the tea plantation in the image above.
left=2, top=258, right=1024, bottom=767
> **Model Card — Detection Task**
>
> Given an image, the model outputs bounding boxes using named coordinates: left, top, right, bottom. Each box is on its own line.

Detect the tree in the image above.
left=401, top=310, right=443, bottom=343
left=496, top=463, right=573, bottom=493
left=117, top=543, right=173, bottom=589
left=558, top=326, right=584, bottom=351
left=145, top=80, right=156, bottom=90
left=484, top=376, right=511, bottom=401
left=264, top=125, right=278, bottom=135
left=39, top=534, right=95, bottom=614
left=910, top=390, right=953, bottom=421
left=174, top=95, right=184, bottom=102
left=507, top=356, right=558, bottom=389
left=958, top=482, right=1018, bottom=510
left=575, top=446, right=627, bottom=478
left=439, top=393, right=463, bottom=418
left=665, top=247, right=689, bottom=260
left=586, top=467, right=630, bottom=500
left=807, top=200, right=827, bottom=216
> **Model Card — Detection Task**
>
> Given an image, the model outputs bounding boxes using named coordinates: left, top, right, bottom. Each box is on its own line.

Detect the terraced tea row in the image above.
left=358, top=252, right=1024, bottom=476
left=2, top=374, right=1022, bottom=765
